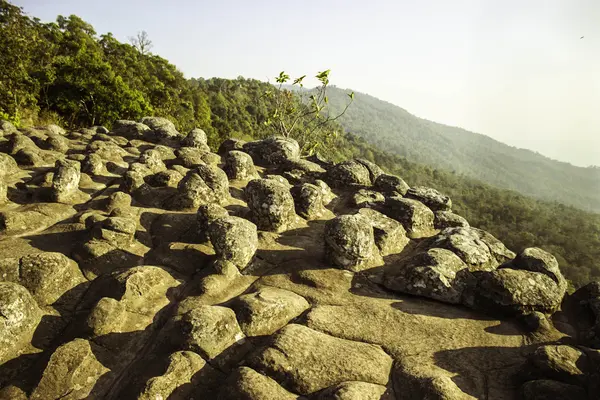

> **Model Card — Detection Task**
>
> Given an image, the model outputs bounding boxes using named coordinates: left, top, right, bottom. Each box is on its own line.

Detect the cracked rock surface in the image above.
left=0, top=119, right=597, bottom=399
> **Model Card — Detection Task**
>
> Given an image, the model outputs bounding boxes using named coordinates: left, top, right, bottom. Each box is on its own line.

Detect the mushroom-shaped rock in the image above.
left=406, top=186, right=452, bottom=211
left=325, top=214, right=380, bottom=271
left=30, top=339, right=110, bottom=400
left=384, top=248, right=469, bottom=304
left=291, top=183, right=328, bottom=220
left=358, top=208, right=410, bottom=256
left=248, top=324, right=392, bottom=395
left=223, top=150, right=258, bottom=180
left=181, top=128, right=210, bottom=151
left=243, top=136, right=300, bottom=165
left=50, top=159, right=81, bottom=202
left=382, top=196, right=435, bottom=238
left=231, top=287, right=310, bottom=336
left=327, top=160, right=372, bottom=188
left=245, top=178, right=296, bottom=232
left=207, top=215, right=258, bottom=270
left=178, top=305, right=245, bottom=360
left=434, top=210, right=470, bottom=229
left=0, top=282, right=42, bottom=365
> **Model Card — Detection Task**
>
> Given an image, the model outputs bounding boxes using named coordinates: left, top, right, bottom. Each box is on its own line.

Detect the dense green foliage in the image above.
left=323, top=87, right=600, bottom=213
left=1, top=1, right=599, bottom=287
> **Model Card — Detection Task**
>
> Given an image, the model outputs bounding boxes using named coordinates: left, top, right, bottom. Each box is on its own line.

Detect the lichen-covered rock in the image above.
left=0, top=153, right=19, bottom=177
left=0, top=180, right=7, bottom=204
left=138, top=351, right=215, bottom=400
left=207, top=216, right=258, bottom=269
left=351, top=189, right=385, bottom=208
left=505, top=247, right=565, bottom=289
left=358, top=208, right=410, bottom=256
left=355, top=158, right=384, bottom=182
left=248, top=324, right=392, bottom=395
left=0, top=282, right=42, bottom=365
left=105, top=191, right=132, bottom=211
left=384, top=248, right=469, bottom=304
left=325, top=214, right=380, bottom=271
left=91, top=216, right=137, bottom=247
left=86, top=297, right=127, bottom=336
left=147, top=169, right=184, bottom=187
left=30, top=339, right=111, bottom=400
left=315, top=179, right=335, bottom=205
left=50, top=159, right=81, bottom=202
left=197, top=203, right=229, bottom=240
left=0, top=119, right=17, bottom=134
left=174, top=147, right=206, bottom=168
left=382, top=196, right=435, bottom=238
left=520, top=379, right=587, bottom=400
left=291, top=183, right=328, bottom=220
left=16, top=252, right=86, bottom=306
left=327, top=160, right=372, bottom=188
left=526, top=344, right=589, bottom=386
left=223, top=150, right=258, bottom=180
left=181, top=128, right=210, bottom=151
left=406, top=186, right=452, bottom=211
left=139, top=149, right=166, bottom=173
left=44, top=133, right=69, bottom=153
left=178, top=305, right=245, bottom=360
left=243, top=136, right=300, bottom=165
left=231, top=287, right=310, bottom=336
left=171, top=164, right=229, bottom=209
left=245, top=178, right=296, bottom=232
left=0, top=203, right=74, bottom=236
left=434, top=210, right=470, bottom=229
left=218, top=138, right=246, bottom=155
left=373, top=173, right=410, bottom=196
left=112, top=120, right=151, bottom=139
left=81, top=152, right=104, bottom=175
left=196, top=162, right=229, bottom=200
left=219, top=367, right=299, bottom=400
left=140, top=116, right=181, bottom=142
left=464, top=268, right=566, bottom=315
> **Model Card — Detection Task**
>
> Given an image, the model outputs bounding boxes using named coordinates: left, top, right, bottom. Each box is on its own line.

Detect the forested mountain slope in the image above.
left=325, top=87, right=600, bottom=212
left=0, top=0, right=599, bottom=286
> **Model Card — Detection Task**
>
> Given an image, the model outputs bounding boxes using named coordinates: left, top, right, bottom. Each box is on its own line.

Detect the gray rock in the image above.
left=327, top=160, right=372, bottom=188
left=208, top=216, right=258, bottom=270
left=243, top=136, right=300, bottom=165
left=140, top=116, right=181, bottom=142
left=178, top=305, right=245, bottom=360
left=231, top=287, right=310, bottom=336
left=81, top=152, right=104, bottom=175
left=426, top=227, right=500, bottom=270
left=291, top=183, right=328, bottom=220
left=197, top=203, right=229, bottom=240
left=355, top=158, right=384, bottom=182
left=315, top=179, right=335, bottom=205
left=0, top=282, right=42, bottom=365
left=351, top=189, right=385, bottom=208
left=175, top=147, right=208, bottom=168
left=358, top=208, right=410, bottom=256
left=223, top=150, right=258, bottom=180
left=382, top=196, right=435, bottom=238
left=30, top=339, right=110, bottom=400
left=504, top=247, right=565, bottom=289
left=139, top=149, right=166, bottom=173
left=50, top=159, right=81, bottom=202
left=245, top=178, right=296, bottom=232
left=325, top=214, right=380, bottom=271
left=406, top=186, right=452, bottom=211
left=112, top=120, right=151, bottom=139
left=373, top=173, right=410, bottom=196
left=248, top=324, right=392, bottom=395
left=384, top=248, right=469, bottom=304
left=434, top=210, right=470, bottom=229
left=181, top=128, right=210, bottom=151
left=218, top=138, right=246, bottom=155
left=171, top=164, right=229, bottom=209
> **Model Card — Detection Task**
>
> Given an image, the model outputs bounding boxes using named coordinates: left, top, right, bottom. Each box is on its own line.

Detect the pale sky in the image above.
left=16, top=0, right=600, bottom=167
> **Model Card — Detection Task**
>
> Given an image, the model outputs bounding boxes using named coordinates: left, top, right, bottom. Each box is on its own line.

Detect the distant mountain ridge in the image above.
left=323, top=87, right=600, bottom=212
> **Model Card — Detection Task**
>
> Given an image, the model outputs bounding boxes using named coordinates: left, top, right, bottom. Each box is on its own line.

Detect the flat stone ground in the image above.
left=0, top=128, right=568, bottom=400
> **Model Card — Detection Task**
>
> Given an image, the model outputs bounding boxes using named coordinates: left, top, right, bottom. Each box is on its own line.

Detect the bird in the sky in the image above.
left=580, top=36, right=585, bottom=39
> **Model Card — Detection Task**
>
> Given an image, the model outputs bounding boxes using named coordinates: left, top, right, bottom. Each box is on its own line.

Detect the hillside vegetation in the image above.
left=324, top=87, right=600, bottom=212
left=1, top=0, right=599, bottom=286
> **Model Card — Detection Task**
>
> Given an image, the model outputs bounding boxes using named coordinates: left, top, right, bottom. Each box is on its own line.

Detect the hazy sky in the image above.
left=16, top=0, right=600, bottom=166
